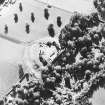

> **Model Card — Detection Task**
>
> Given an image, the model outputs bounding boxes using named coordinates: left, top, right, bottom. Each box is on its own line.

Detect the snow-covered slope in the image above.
left=40, top=0, right=95, bottom=14
left=0, top=0, right=72, bottom=42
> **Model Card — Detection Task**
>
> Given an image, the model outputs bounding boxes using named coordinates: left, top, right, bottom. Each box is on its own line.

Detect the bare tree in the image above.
left=25, top=23, right=30, bottom=34
left=31, top=12, right=35, bottom=23
left=44, top=8, right=50, bottom=20
left=47, top=24, right=55, bottom=37
left=14, top=13, right=18, bottom=23
left=19, top=2, right=23, bottom=12
left=4, top=24, right=8, bottom=34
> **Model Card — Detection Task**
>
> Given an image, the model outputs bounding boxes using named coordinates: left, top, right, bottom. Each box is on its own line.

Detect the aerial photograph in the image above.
left=0, top=0, right=105, bottom=105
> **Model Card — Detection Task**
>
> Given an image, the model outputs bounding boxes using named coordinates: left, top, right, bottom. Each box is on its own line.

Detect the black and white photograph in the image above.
left=0, top=0, right=105, bottom=105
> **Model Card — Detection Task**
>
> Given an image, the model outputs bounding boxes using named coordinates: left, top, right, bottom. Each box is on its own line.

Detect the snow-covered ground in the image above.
left=91, top=87, right=105, bottom=105
left=40, top=0, right=95, bottom=14
left=0, top=38, right=24, bottom=97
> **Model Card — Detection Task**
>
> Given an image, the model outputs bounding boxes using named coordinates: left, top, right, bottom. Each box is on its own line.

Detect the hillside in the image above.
left=0, top=0, right=73, bottom=97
